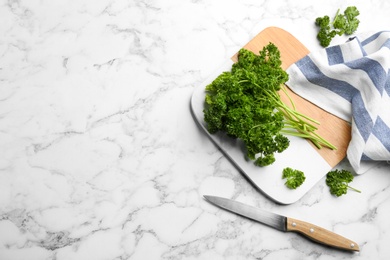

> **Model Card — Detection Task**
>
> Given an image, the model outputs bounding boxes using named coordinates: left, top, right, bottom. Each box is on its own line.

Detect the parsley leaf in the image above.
left=315, top=6, right=360, bottom=47
left=282, top=167, right=306, bottom=189
left=326, top=169, right=361, bottom=197
left=343, top=6, right=360, bottom=35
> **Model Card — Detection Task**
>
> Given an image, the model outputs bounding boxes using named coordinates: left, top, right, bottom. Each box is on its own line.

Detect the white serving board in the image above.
left=191, top=60, right=332, bottom=204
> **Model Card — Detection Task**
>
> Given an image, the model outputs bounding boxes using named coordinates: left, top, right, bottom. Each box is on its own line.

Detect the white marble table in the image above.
left=1, top=0, right=389, bottom=259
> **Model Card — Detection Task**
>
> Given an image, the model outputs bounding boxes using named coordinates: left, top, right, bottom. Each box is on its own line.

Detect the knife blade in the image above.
left=204, top=195, right=359, bottom=252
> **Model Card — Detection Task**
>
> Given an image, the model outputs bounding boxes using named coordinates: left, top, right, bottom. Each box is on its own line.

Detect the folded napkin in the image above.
left=286, top=31, right=390, bottom=174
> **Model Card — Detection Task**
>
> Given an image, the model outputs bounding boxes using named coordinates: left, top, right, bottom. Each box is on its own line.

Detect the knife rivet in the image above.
left=310, top=228, right=314, bottom=233
left=292, top=222, right=296, bottom=227
left=351, top=243, right=355, bottom=248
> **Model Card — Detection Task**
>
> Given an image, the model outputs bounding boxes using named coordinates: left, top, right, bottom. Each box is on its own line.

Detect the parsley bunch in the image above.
left=204, top=44, right=336, bottom=167
left=315, top=6, right=360, bottom=47
left=326, top=169, right=361, bottom=197
left=282, top=167, right=306, bottom=189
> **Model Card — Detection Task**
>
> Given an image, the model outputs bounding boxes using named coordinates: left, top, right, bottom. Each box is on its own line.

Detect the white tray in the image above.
left=191, top=60, right=331, bottom=204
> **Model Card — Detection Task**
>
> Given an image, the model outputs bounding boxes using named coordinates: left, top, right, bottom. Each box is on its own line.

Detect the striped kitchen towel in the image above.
left=286, top=31, right=390, bottom=174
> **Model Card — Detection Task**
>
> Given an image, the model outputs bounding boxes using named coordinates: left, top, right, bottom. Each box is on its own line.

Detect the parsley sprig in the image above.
left=203, top=44, right=336, bottom=167
left=315, top=6, right=360, bottom=47
left=283, top=167, right=306, bottom=189
left=326, top=169, right=361, bottom=197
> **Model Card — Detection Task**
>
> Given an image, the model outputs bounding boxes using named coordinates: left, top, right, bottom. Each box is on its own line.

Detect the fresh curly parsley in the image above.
left=315, top=6, right=360, bottom=47
left=282, top=167, right=306, bottom=189
left=326, top=169, right=361, bottom=197
left=203, top=43, right=336, bottom=167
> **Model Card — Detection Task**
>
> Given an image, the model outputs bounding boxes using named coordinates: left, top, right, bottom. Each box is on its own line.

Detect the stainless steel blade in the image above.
left=204, top=195, right=286, bottom=231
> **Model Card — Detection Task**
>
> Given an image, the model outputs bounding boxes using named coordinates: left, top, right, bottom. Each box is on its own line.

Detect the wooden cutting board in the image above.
left=191, top=27, right=351, bottom=204
left=232, top=27, right=351, bottom=167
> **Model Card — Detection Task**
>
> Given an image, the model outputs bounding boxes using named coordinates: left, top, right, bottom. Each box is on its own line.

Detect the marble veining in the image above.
left=0, top=0, right=389, bottom=259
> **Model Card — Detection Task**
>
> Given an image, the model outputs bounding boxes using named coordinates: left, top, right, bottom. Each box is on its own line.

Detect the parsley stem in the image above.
left=311, top=131, right=338, bottom=150
left=260, top=86, right=337, bottom=150
left=281, top=85, right=296, bottom=110
left=277, top=99, right=320, bottom=125
left=280, top=129, right=324, bottom=149
left=348, top=185, right=361, bottom=193
left=332, top=8, right=341, bottom=25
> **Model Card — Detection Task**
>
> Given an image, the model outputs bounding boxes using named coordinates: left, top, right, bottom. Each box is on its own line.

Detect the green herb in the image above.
left=203, top=43, right=336, bottom=167
left=326, top=169, right=361, bottom=197
left=282, top=167, right=306, bottom=189
left=315, top=6, right=360, bottom=47
left=315, top=15, right=337, bottom=47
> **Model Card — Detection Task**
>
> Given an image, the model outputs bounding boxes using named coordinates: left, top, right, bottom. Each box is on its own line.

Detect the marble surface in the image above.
left=0, top=0, right=389, bottom=259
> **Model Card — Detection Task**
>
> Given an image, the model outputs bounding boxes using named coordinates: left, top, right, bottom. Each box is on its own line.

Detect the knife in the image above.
left=204, top=195, right=359, bottom=252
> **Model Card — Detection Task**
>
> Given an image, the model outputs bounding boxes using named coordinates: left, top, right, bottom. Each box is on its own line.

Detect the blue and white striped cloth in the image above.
left=286, top=31, right=390, bottom=174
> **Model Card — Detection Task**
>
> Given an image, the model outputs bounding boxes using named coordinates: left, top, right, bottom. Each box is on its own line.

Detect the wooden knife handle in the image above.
left=286, top=217, right=360, bottom=251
